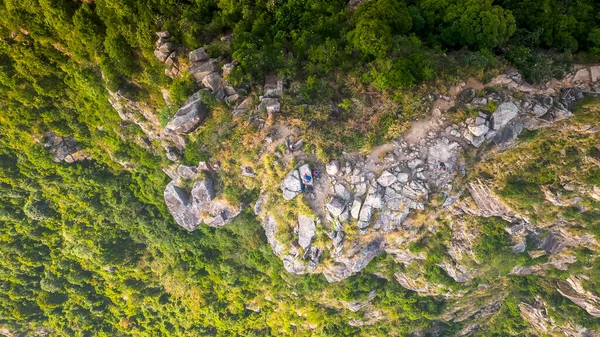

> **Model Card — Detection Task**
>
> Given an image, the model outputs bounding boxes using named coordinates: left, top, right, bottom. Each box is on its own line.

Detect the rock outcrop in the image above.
left=154, top=31, right=181, bottom=78
left=43, top=132, right=90, bottom=163
left=519, top=297, right=599, bottom=337
left=558, top=276, right=600, bottom=318
left=164, top=164, right=241, bottom=231
left=164, top=91, right=208, bottom=135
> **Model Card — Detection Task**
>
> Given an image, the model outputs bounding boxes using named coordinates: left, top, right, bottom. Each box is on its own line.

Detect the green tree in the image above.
left=349, top=19, right=392, bottom=59
left=442, top=0, right=516, bottom=50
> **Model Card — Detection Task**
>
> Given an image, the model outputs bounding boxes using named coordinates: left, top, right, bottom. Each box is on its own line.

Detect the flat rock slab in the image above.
left=492, top=102, right=519, bottom=130
left=298, top=215, right=316, bottom=249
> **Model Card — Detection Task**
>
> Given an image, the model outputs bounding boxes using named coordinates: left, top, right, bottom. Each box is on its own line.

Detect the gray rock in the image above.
left=364, top=192, right=383, bottom=209
left=334, top=183, right=351, bottom=201
left=164, top=183, right=200, bottom=231
left=354, top=182, right=367, bottom=197
left=408, top=159, right=423, bottom=170
left=214, top=88, right=226, bottom=101
left=188, top=61, right=219, bottom=82
left=223, top=85, right=237, bottom=96
left=264, top=75, right=283, bottom=98
left=540, top=231, right=577, bottom=254
left=492, top=120, right=523, bottom=147
left=350, top=199, right=362, bottom=219
left=260, top=98, right=280, bottom=114
left=532, top=104, right=549, bottom=117
left=298, top=215, right=316, bottom=249
left=458, top=88, right=476, bottom=103
left=492, top=102, right=519, bottom=130
left=165, top=146, right=182, bottom=162
left=177, top=165, right=198, bottom=180
left=468, top=124, right=489, bottom=137
left=332, top=230, right=344, bottom=253
left=191, top=179, right=215, bottom=208
left=339, top=209, right=351, bottom=222
left=326, top=160, right=340, bottom=175
left=158, top=41, right=174, bottom=53
left=396, top=172, right=409, bottom=183
left=189, top=47, right=209, bottom=63
left=326, top=197, right=346, bottom=217
left=234, top=97, right=253, bottom=115
left=512, top=241, right=527, bottom=254
left=281, top=169, right=302, bottom=200
left=44, top=132, right=83, bottom=163
left=202, top=72, right=222, bottom=92
left=377, top=171, right=397, bottom=187
left=384, top=153, right=396, bottom=163
left=165, top=91, right=208, bottom=135
left=358, top=205, right=374, bottom=224
left=471, top=97, right=488, bottom=106
left=154, top=49, right=171, bottom=62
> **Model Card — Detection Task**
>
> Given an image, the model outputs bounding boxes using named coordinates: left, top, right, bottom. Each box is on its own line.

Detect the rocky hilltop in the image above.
left=102, top=31, right=600, bottom=336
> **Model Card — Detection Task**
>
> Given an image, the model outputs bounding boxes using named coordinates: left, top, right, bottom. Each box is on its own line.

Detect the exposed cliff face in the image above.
left=519, top=298, right=599, bottom=337
left=558, top=276, right=600, bottom=318
left=108, top=89, right=185, bottom=157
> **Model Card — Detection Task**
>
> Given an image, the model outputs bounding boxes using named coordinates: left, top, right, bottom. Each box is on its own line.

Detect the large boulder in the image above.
left=165, top=91, right=208, bottom=135
left=164, top=182, right=200, bottom=231
left=492, top=102, right=519, bottom=130
left=326, top=198, right=346, bottom=217
left=298, top=215, right=316, bottom=249
left=377, top=171, right=397, bottom=187
left=191, top=179, right=215, bottom=208
left=189, top=61, right=220, bottom=82
left=202, top=72, right=222, bottom=93
left=189, top=47, right=209, bottom=63
left=281, top=169, right=302, bottom=200
left=326, top=160, right=340, bottom=175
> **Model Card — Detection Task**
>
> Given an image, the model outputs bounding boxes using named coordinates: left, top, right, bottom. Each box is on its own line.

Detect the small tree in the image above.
left=349, top=20, right=392, bottom=59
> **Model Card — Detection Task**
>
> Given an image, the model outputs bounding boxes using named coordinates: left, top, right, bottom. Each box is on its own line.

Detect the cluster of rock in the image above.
left=164, top=163, right=241, bottom=231
left=257, top=66, right=600, bottom=284
left=154, top=31, right=181, bottom=78
left=458, top=89, right=578, bottom=150
left=108, top=89, right=185, bottom=163
left=42, top=131, right=89, bottom=163
left=187, top=47, right=240, bottom=104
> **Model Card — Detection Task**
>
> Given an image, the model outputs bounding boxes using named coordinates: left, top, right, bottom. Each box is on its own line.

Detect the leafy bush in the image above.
left=169, top=75, right=200, bottom=105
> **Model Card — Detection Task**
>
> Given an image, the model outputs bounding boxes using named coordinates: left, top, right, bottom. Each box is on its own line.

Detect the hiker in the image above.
left=303, top=173, right=312, bottom=184
left=312, top=169, right=320, bottom=178
left=439, top=162, right=447, bottom=172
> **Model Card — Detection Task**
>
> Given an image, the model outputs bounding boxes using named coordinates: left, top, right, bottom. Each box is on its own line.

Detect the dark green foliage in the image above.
left=500, top=177, right=545, bottom=209
left=169, top=75, right=200, bottom=106
left=441, top=0, right=516, bottom=50
left=473, top=217, right=509, bottom=261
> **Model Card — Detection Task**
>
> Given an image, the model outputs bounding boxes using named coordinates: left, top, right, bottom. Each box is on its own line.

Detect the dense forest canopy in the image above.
left=0, top=0, right=599, bottom=336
